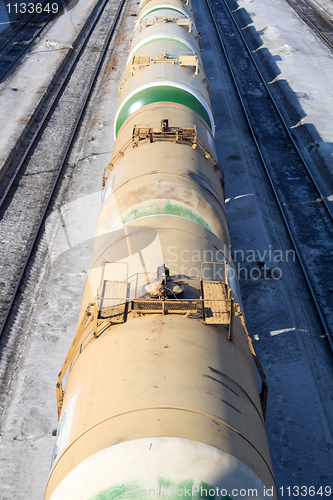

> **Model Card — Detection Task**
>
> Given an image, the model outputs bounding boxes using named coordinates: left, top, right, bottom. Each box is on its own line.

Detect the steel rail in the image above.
left=221, top=0, right=333, bottom=222
left=205, top=0, right=333, bottom=351
left=0, top=0, right=127, bottom=339
left=300, top=0, right=333, bottom=25
left=285, top=0, right=333, bottom=51
left=217, top=0, right=333, bottom=224
left=0, top=11, right=38, bottom=52
left=0, top=0, right=111, bottom=211
left=0, top=6, right=61, bottom=83
left=0, top=0, right=62, bottom=53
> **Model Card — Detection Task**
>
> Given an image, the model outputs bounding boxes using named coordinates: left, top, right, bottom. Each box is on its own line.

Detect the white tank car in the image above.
left=44, top=0, right=277, bottom=499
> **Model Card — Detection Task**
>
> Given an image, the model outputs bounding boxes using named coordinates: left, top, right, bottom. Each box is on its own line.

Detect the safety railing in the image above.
left=56, top=265, right=268, bottom=420
left=102, top=123, right=224, bottom=188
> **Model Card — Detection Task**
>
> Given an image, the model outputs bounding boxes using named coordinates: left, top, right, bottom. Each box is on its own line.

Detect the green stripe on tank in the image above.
left=116, top=86, right=211, bottom=135
left=89, top=479, right=233, bottom=500
left=120, top=200, right=212, bottom=232
left=141, top=7, right=188, bottom=18
left=134, top=38, right=191, bottom=53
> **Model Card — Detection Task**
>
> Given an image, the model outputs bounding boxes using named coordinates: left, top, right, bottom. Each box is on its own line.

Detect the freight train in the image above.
left=44, top=0, right=277, bottom=498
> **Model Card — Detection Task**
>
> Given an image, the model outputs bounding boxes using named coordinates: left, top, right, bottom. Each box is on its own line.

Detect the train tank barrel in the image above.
left=44, top=0, right=277, bottom=499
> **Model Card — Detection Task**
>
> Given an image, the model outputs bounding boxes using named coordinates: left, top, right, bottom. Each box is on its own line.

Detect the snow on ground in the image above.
left=0, top=0, right=333, bottom=499
left=237, top=0, right=333, bottom=181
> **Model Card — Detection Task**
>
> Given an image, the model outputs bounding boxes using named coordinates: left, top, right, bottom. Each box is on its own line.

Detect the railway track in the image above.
left=0, top=0, right=127, bottom=338
left=285, top=0, right=333, bottom=51
left=0, top=0, right=70, bottom=82
left=206, top=0, right=333, bottom=350
left=0, top=7, right=41, bottom=48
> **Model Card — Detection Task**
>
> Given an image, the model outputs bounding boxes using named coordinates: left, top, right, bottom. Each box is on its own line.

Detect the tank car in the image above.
left=44, top=0, right=277, bottom=498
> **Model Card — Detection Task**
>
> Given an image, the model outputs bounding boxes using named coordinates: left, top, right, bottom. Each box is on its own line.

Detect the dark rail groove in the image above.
left=206, top=0, right=333, bottom=350
left=0, top=9, right=40, bottom=50
left=285, top=0, right=333, bottom=51
left=0, top=0, right=127, bottom=339
left=0, top=0, right=71, bottom=82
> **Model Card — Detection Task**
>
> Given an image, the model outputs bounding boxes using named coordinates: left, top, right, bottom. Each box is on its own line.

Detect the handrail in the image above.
left=56, top=302, right=95, bottom=419
left=56, top=293, right=268, bottom=421
left=235, top=302, right=268, bottom=420
left=102, top=124, right=223, bottom=187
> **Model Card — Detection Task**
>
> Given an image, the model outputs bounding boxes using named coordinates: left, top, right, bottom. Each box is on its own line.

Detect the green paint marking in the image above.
left=158, top=478, right=233, bottom=500
left=134, top=38, right=191, bottom=53
left=90, top=479, right=233, bottom=500
left=141, top=7, right=187, bottom=18
left=116, top=86, right=212, bottom=135
left=120, top=200, right=212, bottom=231
left=89, top=483, right=135, bottom=500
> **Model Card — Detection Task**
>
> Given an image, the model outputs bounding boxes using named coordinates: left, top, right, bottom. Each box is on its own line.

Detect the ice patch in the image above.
left=258, top=25, right=276, bottom=35
left=270, top=327, right=296, bottom=336
left=295, top=91, right=312, bottom=100
left=278, top=44, right=292, bottom=54
left=44, top=39, right=73, bottom=50
left=248, top=87, right=263, bottom=97
left=235, top=193, right=254, bottom=200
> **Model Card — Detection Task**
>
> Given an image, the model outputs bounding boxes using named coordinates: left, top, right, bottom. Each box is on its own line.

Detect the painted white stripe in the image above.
left=49, top=438, right=269, bottom=500
left=225, top=194, right=254, bottom=203
left=115, top=80, right=215, bottom=139
left=128, top=34, right=201, bottom=65
left=235, top=193, right=254, bottom=200
left=270, top=327, right=296, bottom=336
left=50, top=391, right=79, bottom=471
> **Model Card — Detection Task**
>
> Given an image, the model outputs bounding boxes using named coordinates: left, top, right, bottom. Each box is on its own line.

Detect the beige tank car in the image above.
left=45, top=0, right=277, bottom=498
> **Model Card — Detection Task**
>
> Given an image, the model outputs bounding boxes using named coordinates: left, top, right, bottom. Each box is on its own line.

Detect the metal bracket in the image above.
left=102, top=124, right=224, bottom=191
left=132, top=123, right=197, bottom=145
left=151, top=51, right=177, bottom=64
left=179, top=52, right=199, bottom=75
left=176, top=18, right=193, bottom=33
left=131, top=54, right=150, bottom=75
